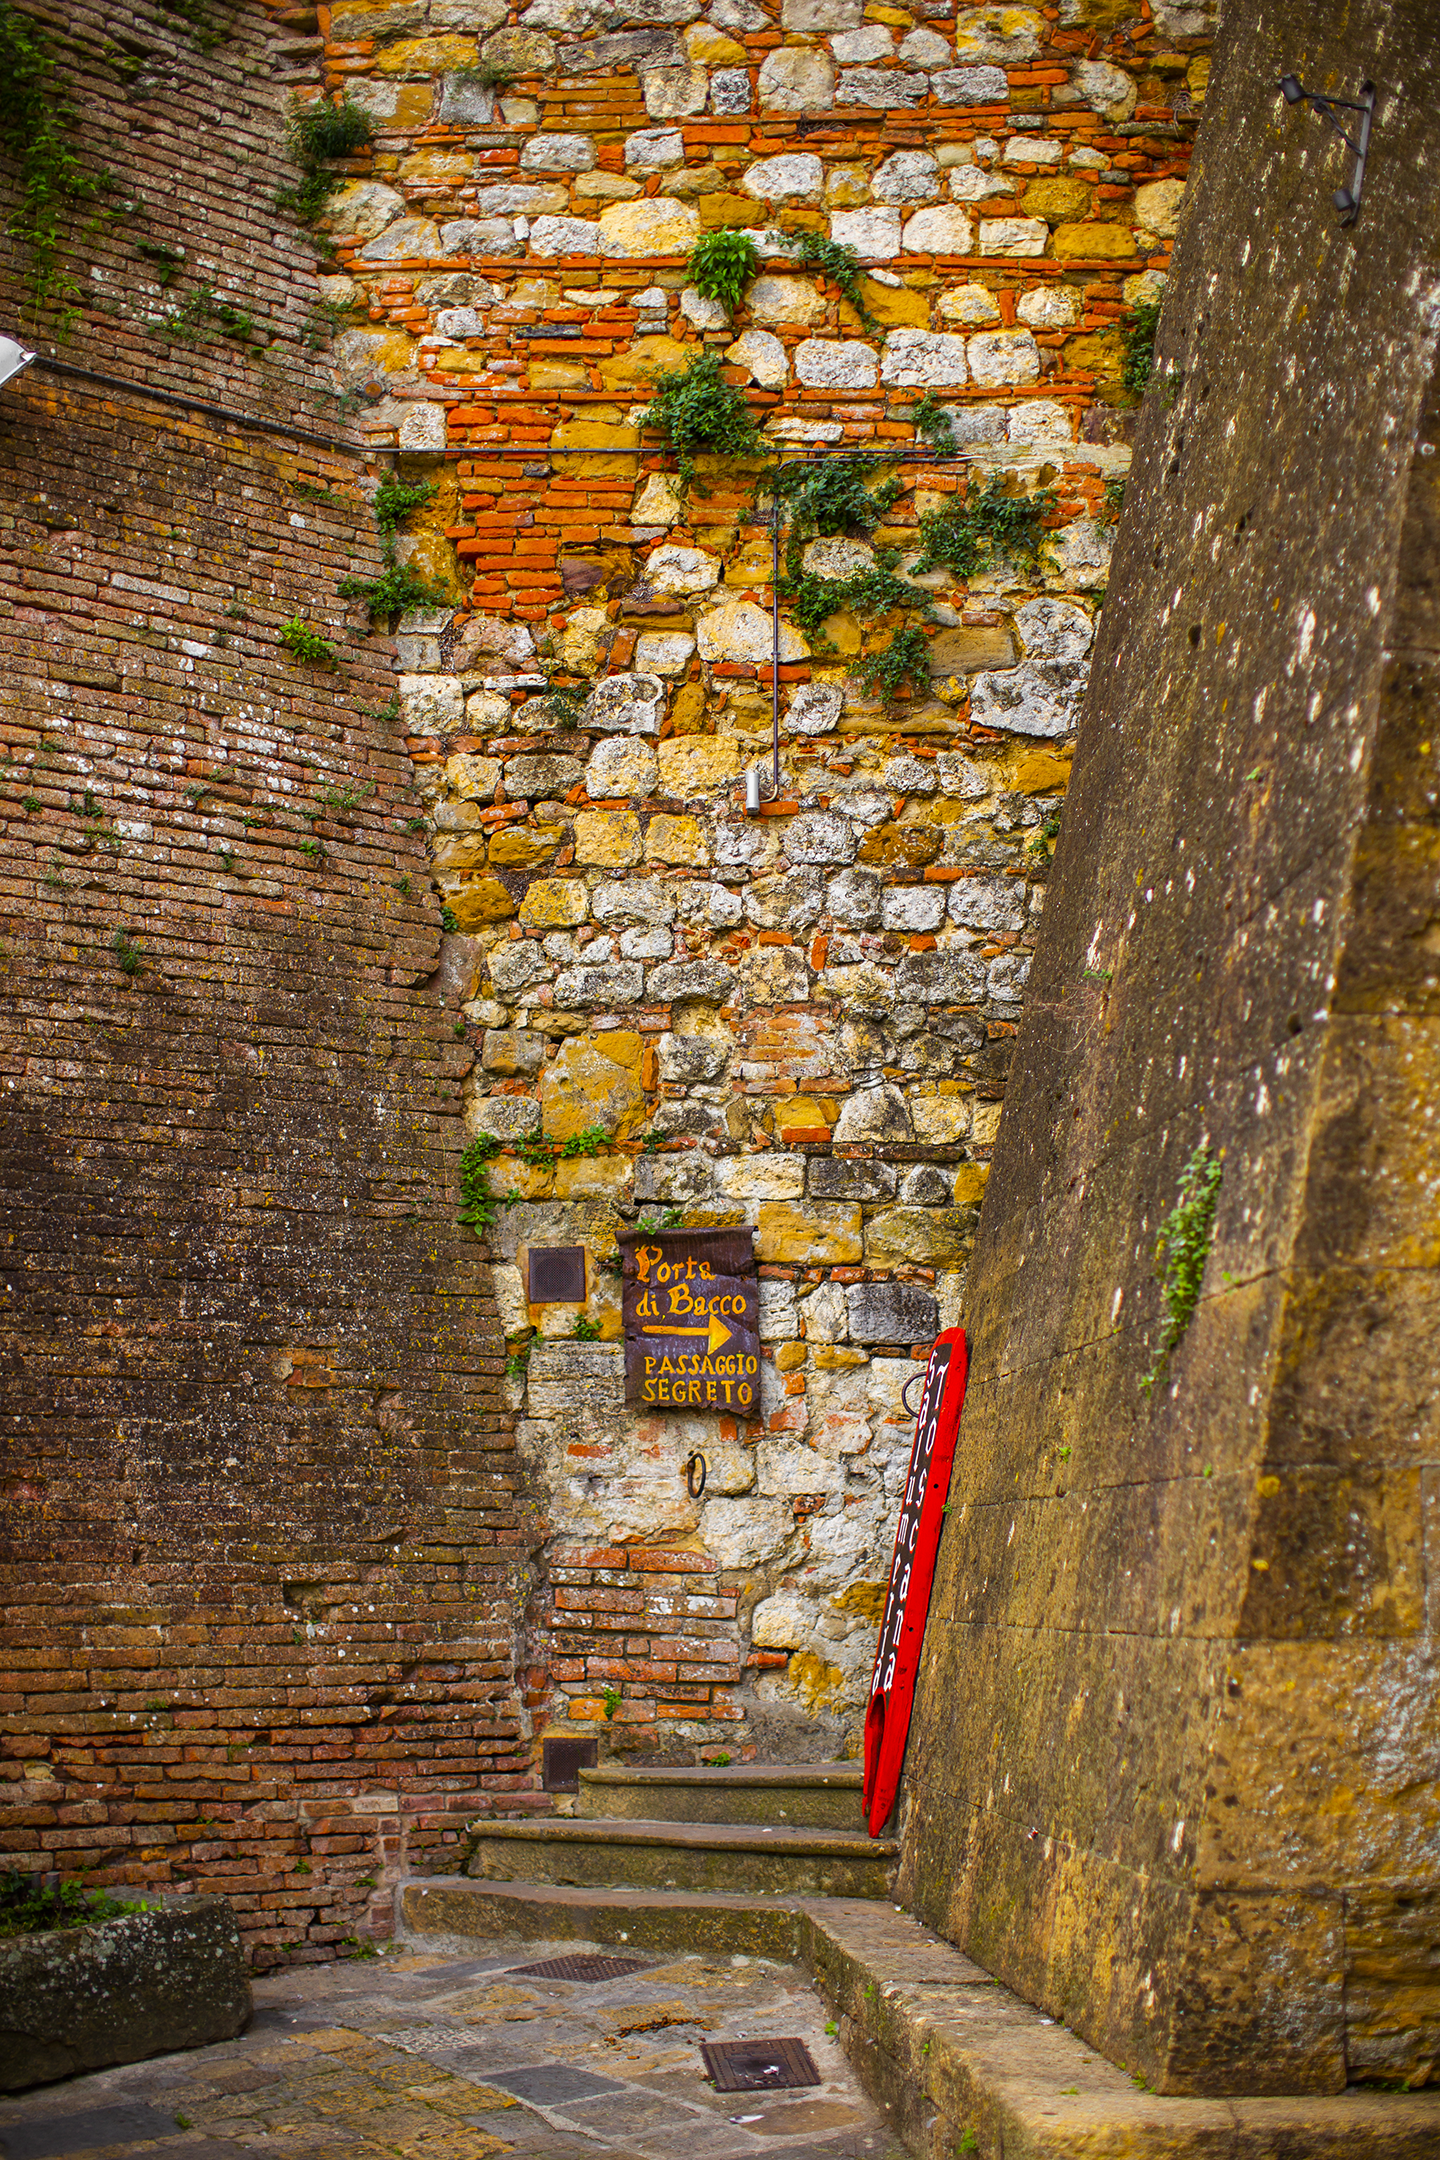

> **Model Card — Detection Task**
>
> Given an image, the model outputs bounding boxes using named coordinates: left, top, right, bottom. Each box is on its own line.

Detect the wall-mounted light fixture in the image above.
left=0, top=337, right=36, bottom=388
left=1279, top=74, right=1375, bottom=225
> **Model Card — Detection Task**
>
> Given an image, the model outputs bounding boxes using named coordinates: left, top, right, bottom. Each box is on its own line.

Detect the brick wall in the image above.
left=0, top=0, right=531, bottom=1967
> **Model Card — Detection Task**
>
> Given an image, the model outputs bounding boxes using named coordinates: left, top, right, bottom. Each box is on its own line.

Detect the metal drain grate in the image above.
left=700, top=2038, right=821, bottom=2093
left=508, top=1952, right=652, bottom=1982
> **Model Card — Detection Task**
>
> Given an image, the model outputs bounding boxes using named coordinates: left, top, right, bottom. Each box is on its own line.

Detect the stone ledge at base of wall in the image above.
left=398, top=1878, right=1440, bottom=2159
left=0, top=1897, right=252, bottom=2092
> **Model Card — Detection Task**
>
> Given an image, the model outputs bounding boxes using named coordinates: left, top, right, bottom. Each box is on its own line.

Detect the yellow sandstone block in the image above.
left=658, top=735, right=742, bottom=794
left=519, top=878, right=589, bottom=929
left=541, top=1031, right=645, bottom=1142
left=647, top=813, right=710, bottom=865
left=373, top=34, right=478, bottom=73
left=1050, top=222, right=1140, bottom=261
left=599, top=334, right=689, bottom=390
left=574, top=809, right=643, bottom=867
left=1011, top=748, right=1072, bottom=794
left=488, top=825, right=564, bottom=868
left=757, top=1203, right=864, bottom=1264
left=446, top=877, right=517, bottom=929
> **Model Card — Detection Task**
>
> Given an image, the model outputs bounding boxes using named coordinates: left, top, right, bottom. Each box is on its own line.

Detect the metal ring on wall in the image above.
left=901, top=1374, right=926, bottom=1417
left=685, top=1451, right=708, bottom=1499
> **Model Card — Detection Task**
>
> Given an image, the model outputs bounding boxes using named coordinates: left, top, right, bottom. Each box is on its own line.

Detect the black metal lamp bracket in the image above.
left=1280, top=74, right=1376, bottom=225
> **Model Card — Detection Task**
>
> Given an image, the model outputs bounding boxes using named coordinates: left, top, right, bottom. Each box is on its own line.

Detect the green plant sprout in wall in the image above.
left=685, top=230, right=760, bottom=317
left=339, top=470, right=450, bottom=624
left=912, top=392, right=958, bottom=455
left=278, top=92, right=374, bottom=227
left=769, top=455, right=902, bottom=542
left=0, top=3, right=111, bottom=311
left=1142, top=1143, right=1223, bottom=1394
left=458, top=1135, right=521, bottom=1240
left=640, top=348, right=761, bottom=492
left=851, top=622, right=933, bottom=707
left=1122, top=299, right=1162, bottom=398
left=279, top=616, right=338, bottom=669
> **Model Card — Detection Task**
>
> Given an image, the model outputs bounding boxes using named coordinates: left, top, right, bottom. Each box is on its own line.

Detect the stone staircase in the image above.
left=463, top=1761, right=895, bottom=1901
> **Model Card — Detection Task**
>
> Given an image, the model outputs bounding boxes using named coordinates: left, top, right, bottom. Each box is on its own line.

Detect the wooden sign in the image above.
left=862, top=1325, right=969, bottom=1838
left=618, top=1227, right=760, bottom=1414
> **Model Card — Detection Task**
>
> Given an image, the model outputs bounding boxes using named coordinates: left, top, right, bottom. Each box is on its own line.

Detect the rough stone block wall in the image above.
left=297, top=0, right=1210, bottom=1764
left=899, top=0, right=1440, bottom=2099
left=0, top=0, right=528, bottom=1966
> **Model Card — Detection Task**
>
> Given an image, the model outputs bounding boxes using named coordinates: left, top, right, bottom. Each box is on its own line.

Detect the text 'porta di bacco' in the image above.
left=618, top=1226, right=760, bottom=1415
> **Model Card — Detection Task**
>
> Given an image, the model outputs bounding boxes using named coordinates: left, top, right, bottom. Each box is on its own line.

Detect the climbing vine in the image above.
left=913, top=472, right=1057, bottom=584
left=338, top=469, right=450, bottom=623
left=769, top=455, right=902, bottom=542
left=850, top=623, right=933, bottom=706
left=770, top=226, right=878, bottom=333
left=1122, top=299, right=1162, bottom=397
left=1141, top=1144, right=1223, bottom=1393
left=782, top=551, right=932, bottom=647
left=0, top=2, right=109, bottom=309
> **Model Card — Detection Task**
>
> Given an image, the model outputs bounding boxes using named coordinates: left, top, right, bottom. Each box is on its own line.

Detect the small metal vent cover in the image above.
left=700, top=2038, right=821, bottom=2092
left=509, top=1952, right=651, bottom=1983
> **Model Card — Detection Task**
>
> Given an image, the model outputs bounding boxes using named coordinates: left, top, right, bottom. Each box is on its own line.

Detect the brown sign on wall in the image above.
left=618, top=1227, right=760, bottom=1415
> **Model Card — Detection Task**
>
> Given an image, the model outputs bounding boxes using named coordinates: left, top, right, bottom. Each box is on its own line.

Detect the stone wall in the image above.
left=899, top=0, right=1440, bottom=2098
left=307, top=0, right=1212, bottom=1763
left=0, top=0, right=526, bottom=1966
left=0, top=0, right=1215, bottom=1959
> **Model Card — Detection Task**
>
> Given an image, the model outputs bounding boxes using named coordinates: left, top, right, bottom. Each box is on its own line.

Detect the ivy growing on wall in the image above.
left=770, top=227, right=878, bottom=333
left=338, top=467, right=451, bottom=623
left=1141, top=1144, right=1223, bottom=1393
left=0, top=2, right=109, bottom=309
left=641, top=348, right=761, bottom=491
left=913, top=472, right=1057, bottom=584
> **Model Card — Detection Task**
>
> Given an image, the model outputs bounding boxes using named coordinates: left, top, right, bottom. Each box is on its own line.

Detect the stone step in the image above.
left=466, top=1815, right=896, bottom=1899
left=575, top=1761, right=864, bottom=1830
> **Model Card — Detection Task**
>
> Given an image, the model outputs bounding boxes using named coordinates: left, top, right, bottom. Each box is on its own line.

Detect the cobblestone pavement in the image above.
left=0, top=1944, right=909, bottom=2160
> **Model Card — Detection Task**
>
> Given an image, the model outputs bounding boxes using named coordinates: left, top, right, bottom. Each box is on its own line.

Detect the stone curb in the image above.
left=398, top=1878, right=1440, bottom=2158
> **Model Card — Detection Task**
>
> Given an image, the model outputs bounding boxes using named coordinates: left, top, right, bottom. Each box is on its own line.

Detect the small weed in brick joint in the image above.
left=111, top=928, right=144, bottom=977
left=1141, top=1143, right=1223, bottom=1394
left=279, top=615, right=339, bottom=670
left=602, top=1685, right=621, bottom=1721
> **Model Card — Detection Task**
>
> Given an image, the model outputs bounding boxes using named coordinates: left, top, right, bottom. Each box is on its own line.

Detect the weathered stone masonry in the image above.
left=295, top=0, right=1212, bottom=1764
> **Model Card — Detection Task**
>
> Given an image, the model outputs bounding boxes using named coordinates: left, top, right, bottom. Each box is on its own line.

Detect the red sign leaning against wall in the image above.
left=862, top=1326, right=970, bottom=1839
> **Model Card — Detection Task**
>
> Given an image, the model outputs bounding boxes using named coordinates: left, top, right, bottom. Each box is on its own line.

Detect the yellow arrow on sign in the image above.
left=641, top=1313, right=734, bottom=1354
